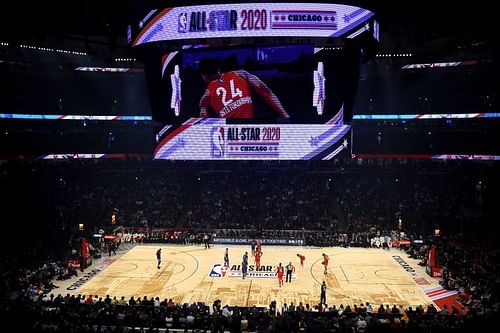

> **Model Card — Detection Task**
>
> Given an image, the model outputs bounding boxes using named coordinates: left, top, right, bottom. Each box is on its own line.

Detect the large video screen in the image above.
left=149, top=45, right=355, bottom=160
left=134, top=3, right=378, bottom=159
left=180, top=44, right=315, bottom=121
left=154, top=44, right=355, bottom=124
left=168, top=45, right=321, bottom=122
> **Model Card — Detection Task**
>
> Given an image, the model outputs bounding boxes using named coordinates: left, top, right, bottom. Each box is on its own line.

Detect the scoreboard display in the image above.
left=131, top=3, right=377, bottom=160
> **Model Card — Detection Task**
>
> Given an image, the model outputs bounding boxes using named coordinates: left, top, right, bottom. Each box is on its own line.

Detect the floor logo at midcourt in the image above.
left=208, top=264, right=296, bottom=279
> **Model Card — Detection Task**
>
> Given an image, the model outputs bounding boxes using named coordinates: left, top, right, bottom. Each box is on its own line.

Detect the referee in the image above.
left=203, top=234, right=210, bottom=249
left=285, top=262, right=295, bottom=282
left=156, top=248, right=162, bottom=269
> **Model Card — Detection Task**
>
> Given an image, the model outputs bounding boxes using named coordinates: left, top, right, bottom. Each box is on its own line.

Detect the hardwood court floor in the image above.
left=74, top=245, right=437, bottom=309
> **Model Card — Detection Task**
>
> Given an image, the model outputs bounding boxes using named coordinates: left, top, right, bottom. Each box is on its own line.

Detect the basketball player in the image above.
left=198, top=57, right=290, bottom=119
left=297, top=253, right=305, bottom=268
left=320, top=281, right=327, bottom=304
left=224, top=248, right=229, bottom=267
left=256, top=240, right=262, bottom=255
left=251, top=240, right=257, bottom=256
left=276, top=263, right=285, bottom=287
left=242, top=251, right=249, bottom=279
left=321, top=253, right=329, bottom=275
left=254, top=249, right=263, bottom=269
left=156, top=248, right=162, bottom=269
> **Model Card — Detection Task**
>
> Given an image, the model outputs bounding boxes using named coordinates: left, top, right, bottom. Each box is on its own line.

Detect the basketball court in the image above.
left=59, top=244, right=439, bottom=309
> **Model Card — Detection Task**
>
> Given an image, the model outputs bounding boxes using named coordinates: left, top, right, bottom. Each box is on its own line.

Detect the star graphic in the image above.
left=176, top=137, right=186, bottom=147
left=274, top=16, right=279, bottom=21
left=342, top=139, right=348, bottom=149
left=343, top=14, right=351, bottom=23
left=331, top=16, right=335, bottom=22
left=324, top=16, right=329, bottom=22
left=139, top=21, right=143, bottom=29
left=281, top=16, right=286, bottom=21
left=309, top=136, right=320, bottom=146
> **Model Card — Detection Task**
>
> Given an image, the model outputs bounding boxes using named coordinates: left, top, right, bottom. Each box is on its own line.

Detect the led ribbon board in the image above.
left=132, top=3, right=374, bottom=46
left=153, top=118, right=350, bottom=160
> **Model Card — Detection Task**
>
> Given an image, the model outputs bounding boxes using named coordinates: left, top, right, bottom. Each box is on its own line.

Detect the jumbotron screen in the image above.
left=160, top=44, right=348, bottom=123
left=152, top=45, right=351, bottom=160
left=134, top=3, right=377, bottom=160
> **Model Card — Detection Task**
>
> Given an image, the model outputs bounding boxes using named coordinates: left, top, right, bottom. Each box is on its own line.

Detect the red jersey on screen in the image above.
left=206, top=71, right=254, bottom=118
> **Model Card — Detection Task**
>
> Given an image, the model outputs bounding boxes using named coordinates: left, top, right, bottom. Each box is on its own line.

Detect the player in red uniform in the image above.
left=256, top=240, right=262, bottom=254
left=321, top=253, right=329, bottom=275
left=254, top=250, right=263, bottom=270
left=297, top=253, right=305, bottom=268
left=276, top=263, right=285, bottom=287
left=198, top=58, right=290, bottom=119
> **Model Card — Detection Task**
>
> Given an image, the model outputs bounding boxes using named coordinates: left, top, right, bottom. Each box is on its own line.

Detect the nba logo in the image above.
left=178, top=12, right=188, bottom=33
left=211, top=127, right=225, bottom=158
left=209, top=264, right=227, bottom=278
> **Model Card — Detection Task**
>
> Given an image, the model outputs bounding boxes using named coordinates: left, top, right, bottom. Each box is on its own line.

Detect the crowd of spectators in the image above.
left=260, top=174, right=339, bottom=231
left=433, top=235, right=500, bottom=315
left=57, top=167, right=191, bottom=229
left=334, top=170, right=473, bottom=237
left=185, top=173, right=258, bottom=230
left=183, top=172, right=340, bottom=232
left=1, top=158, right=494, bottom=235
left=1, top=257, right=62, bottom=300
left=4, top=288, right=496, bottom=332
left=2, top=158, right=496, bottom=253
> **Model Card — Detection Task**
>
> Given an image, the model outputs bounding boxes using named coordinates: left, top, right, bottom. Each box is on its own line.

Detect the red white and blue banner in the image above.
left=0, top=114, right=152, bottom=121
left=37, top=154, right=149, bottom=160
left=353, top=112, right=500, bottom=120
left=401, top=60, right=478, bottom=70
left=2, top=112, right=500, bottom=121
left=132, top=3, right=374, bottom=47
left=154, top=118, right=350, bottom=160
left=353, top=153, right=500, bottom=161
left=74, top=67, right=130, bottom=72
